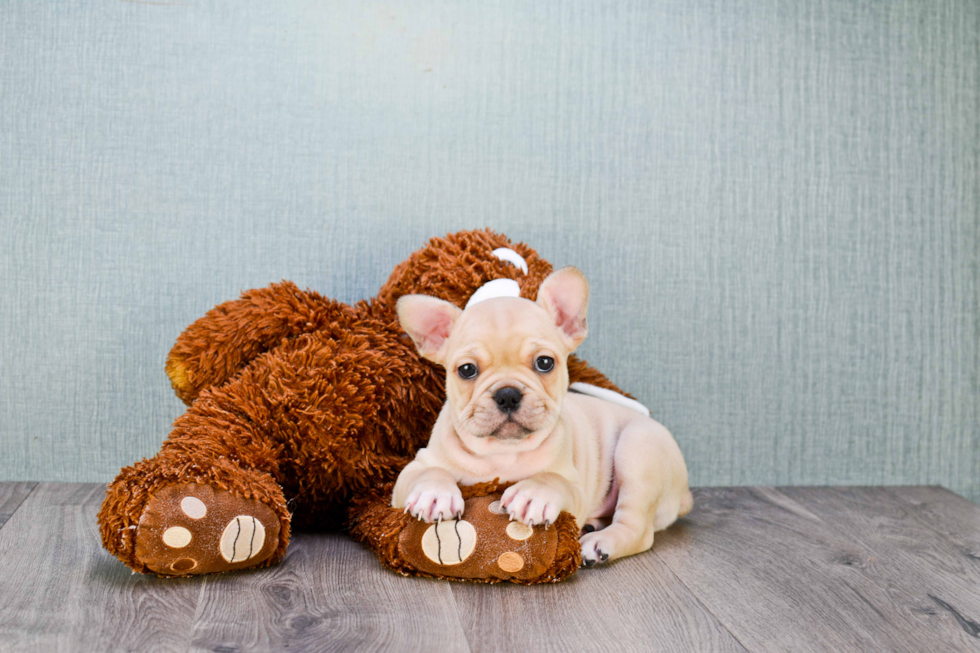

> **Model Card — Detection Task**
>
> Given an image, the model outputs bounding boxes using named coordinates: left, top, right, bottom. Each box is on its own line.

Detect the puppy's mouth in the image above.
left=488, top=417, right=532, bottom=440
left=457, top=389, right=553, bottom=441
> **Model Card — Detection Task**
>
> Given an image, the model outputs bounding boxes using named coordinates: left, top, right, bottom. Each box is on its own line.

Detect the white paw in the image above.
left=579, top=531, right=614, bottom=567
left=500, top=481, right=563, bottom=527
left=404, top=487, right=465, bottom=523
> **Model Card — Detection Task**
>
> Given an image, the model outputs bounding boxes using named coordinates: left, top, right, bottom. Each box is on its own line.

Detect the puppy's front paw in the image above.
left=579, top=531, right=614, bottom=567
left=500, top=480, right=563, bottom=527
left=404, top=486, right=465, bottom=523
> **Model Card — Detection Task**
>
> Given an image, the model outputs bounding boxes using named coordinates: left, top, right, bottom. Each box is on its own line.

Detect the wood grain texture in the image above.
left=654, top=487, right=980, bottom=652
left=0, top=483, right=201, bottom=652
left=892, top=486, right=980, bottom=559
left=0, top=482, right=36, bottom=530
left=778, top=486, right=980, bottom=647
left=4, top=483, right=980, bottom=651
left=189, top=533, right=470, bottom=653
left=450, top=547, right=747, bottom=653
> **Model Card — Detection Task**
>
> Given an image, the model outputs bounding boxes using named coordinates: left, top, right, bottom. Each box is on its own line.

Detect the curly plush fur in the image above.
left=98, top=229, right=628, bottom=577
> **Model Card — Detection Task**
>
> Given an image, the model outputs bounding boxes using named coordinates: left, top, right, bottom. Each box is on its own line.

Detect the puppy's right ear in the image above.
left=536, top=266, right=589, bottom=351
left=396, top=295, right=463, bottom=364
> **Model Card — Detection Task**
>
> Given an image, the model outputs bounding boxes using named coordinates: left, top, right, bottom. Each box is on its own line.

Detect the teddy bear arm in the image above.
left=166, top=281, right=357, bottom=404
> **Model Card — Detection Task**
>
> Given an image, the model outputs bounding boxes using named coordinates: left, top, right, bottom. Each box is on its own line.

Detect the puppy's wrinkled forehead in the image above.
left=448, top=297, right=560, bottom=358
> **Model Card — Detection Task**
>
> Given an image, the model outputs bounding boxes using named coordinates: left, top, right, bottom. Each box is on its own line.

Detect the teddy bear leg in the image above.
left=99, top=392, right=290, bottom=575
left=99, top=453, right=291, bottom=576
left=166, top=281, right=355, bottom=404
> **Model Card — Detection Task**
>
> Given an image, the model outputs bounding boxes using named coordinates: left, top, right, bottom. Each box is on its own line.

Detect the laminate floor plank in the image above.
left=449, top=544, right=747, bottom=653
left=0, top=483, right=201, bottom=653
left=653, top=486, right=977, bottom=652
left=885, top=486, right=980, bottom=555
left=2, top=483, right=977, bottom=652
left=0, top=482, right=37, bottom=530
left=190, top=532, right=471, bottom=653
left=778, top=485, right=980, bottom=648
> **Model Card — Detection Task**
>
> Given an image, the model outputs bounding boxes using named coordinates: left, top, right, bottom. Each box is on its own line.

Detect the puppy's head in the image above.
left=397, top=267, right=589, bottom=455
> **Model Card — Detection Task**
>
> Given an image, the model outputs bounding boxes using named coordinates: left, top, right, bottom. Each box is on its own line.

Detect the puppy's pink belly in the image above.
left=590, top=478, right=620, bottom=520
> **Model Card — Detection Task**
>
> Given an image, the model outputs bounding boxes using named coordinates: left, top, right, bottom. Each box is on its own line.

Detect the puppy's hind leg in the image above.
left=580, top=420, right=688, bottom=566
left=579, top=484, right=657, bottom=566
left=581, top=516, right=611, bottom=535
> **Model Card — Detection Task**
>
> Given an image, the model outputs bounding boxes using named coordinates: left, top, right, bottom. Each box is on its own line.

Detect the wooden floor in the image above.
left=0, top=484, right=978, bottom=652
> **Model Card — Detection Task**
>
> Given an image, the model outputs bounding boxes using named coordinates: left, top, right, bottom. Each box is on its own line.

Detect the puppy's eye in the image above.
left=534, top=356, right=555, bottom=373
left=457, top=363, right=479, bottom=380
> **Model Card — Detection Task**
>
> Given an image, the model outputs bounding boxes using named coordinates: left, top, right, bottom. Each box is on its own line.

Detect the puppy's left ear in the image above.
left=536, top=266, right=589, bottom=351
left=396, top=294, right=463, bottom=365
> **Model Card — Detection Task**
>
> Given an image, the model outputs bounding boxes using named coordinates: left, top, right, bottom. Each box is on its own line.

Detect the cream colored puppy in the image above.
left=391, top=267, right=692, bottom=565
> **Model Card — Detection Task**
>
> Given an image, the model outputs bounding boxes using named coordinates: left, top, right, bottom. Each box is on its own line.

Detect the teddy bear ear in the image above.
left=536, top=267, right=589, bottom=351
left=396, top=295, right=463, bottom=364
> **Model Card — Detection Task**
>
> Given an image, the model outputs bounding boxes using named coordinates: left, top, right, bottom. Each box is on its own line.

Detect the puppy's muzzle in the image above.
left=493, top=386, right=522, bottom=414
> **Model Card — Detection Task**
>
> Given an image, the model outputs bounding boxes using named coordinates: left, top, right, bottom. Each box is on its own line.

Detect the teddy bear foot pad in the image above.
left=134, top=483, right=280, bottom=575
left=351, top=481, right=583, bottom=584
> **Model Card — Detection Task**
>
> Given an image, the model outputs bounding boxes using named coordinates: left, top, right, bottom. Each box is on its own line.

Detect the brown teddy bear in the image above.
left=98, top=229, right=630, bottom=578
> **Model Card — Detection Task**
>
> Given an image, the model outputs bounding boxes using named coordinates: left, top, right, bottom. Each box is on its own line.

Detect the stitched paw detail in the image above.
left=420, top=519, right=477, bottom=565
left=134, top=483, right=280, bottom=575
left=219, top=515, right=267, bottom=563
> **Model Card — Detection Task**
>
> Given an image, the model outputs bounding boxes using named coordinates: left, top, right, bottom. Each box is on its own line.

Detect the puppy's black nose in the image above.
left=493, top=387, right=522, bottom=414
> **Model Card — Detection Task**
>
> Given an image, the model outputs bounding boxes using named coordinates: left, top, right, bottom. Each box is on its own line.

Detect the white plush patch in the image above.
left=219, top=515, right=266, bottom=563
left=465, top=278, right=521, bottom=309
left=505, top=521, right=533, bottom=541
left=180, top=496, right=207, bottom=520
left=491, top=247, right=528, bottom=273
left=569, top=382, right=651, bottom=417
left=421, top=519, right=477, bottom=566
left=487, top=500, right=507, bottom=515
left=162, top=526, right=192, bottom=549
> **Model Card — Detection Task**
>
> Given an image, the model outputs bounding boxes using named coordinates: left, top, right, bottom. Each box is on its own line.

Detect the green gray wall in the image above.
left=2, top=1, right=977, bottom=501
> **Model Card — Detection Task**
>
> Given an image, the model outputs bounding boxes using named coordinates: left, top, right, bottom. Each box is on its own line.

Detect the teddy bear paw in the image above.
left=133, top=482, right=280, bottom=575
left=391, top=493, right=567, bottom=581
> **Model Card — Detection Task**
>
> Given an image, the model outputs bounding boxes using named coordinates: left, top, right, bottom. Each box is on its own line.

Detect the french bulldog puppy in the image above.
left=391, top=267, right=692, bottom=565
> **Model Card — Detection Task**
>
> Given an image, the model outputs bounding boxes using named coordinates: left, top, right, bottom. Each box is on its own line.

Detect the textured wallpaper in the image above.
left=1, top=0, right=977, bottom=501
